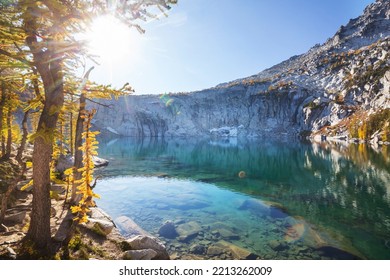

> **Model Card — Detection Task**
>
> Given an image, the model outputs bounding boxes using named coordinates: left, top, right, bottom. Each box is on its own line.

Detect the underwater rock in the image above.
left=172, top=200, right=210, bottom=211
left=115, top=216, right=149, bottom=237
left=217, top=228, right=239, bottom=240
left=217, top=240, right=258, bottom=260
left=158, top=221, right=178, bottom=239
left=190, top=244, right=206, bottom=255
left=239, top=199, right=270, bottom=215
left=176, top=221, right=202, bottom=242
left=317, top=246, right=362, bottom=260
left=268, top=240, right=289, bottom=251
left=207, top=244, right=226, bottom=256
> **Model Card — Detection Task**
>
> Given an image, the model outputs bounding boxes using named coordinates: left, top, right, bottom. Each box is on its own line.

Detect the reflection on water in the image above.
left=94, top=137, right=390, bottom=259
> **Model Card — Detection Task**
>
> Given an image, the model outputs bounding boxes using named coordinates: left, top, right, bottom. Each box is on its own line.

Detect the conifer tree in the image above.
left=0, top=0, right=177, bottom=256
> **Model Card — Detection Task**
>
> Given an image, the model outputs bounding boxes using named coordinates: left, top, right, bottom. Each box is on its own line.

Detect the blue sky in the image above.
left=88, top=0, right=374, bottom=95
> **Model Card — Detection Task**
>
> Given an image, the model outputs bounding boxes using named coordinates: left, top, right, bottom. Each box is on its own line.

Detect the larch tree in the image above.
left=0, top=0, right=177, bottom=256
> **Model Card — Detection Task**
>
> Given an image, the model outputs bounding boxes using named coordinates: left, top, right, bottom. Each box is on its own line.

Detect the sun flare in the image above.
left=85, top=15, right=138, bottom=62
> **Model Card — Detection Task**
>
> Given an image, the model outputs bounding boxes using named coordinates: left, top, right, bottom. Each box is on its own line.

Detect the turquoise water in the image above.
left=94, top=137, right=390, bottom=259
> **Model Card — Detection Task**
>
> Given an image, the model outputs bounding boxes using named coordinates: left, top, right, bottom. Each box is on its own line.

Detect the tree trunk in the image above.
left=27, top=85, right=64, bottom=253
left=16, top=110, right=30, bottom=164
left=23, top=2, right=65, bottom=255
left=5, top=95, right=12, bottom=159
left=71, top=93, right=86, bottom=204
left=0, top=81, right=6, bottom=157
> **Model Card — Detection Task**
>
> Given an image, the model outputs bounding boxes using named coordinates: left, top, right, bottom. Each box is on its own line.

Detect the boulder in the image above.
left=268, top=240, right=289, bottom=251
left=89, top=207, right=113, bottom=221
left=189, top=244, right=206, bottom=255
left=7, top=247, right=17, bottom=260
left=217, top=241, right=258, bottom=260
left=92, top=156, right=109, bottom=167
left=126, top=235, right=170, bottom=260
left=176, top=221, right=201, bottom=242
left=56, top=154, right=109, bottom=174
left=123, top=249, right=158, bottom=260
left=218, top=228, right=239, bottom=240
left=158, top=221, right=178, bottom=239
left=87, top=218, right=115, bottom=236
left=206, top=244, right=226, bottom=256
left=5, top=211, right=26, bottom=224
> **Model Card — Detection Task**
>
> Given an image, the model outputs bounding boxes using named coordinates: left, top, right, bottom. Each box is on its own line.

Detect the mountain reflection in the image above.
left=97, top=136, right=390, bottom=259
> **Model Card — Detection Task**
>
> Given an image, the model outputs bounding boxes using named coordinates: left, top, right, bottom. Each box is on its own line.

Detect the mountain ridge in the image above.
left=91, top=0, right=390, bottom=144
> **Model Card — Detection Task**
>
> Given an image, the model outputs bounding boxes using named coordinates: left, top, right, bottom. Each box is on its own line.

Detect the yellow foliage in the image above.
left=20, top=179, right=33, bottom=191
left=71, top=109, right=100, bottom=224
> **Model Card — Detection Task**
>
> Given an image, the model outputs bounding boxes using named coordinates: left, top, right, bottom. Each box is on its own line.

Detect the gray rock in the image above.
left=176, top=221, right=201, bottom=242
left=0, top=223, right=9, bottom=232
left=269, top=240, right=289, bottom=251
left=216, top=240, right=258, bottom=260
left=5, top=211, right=26, bottom=224
left=190, top=244, right=206, bottom=255
left=158, top=221, right=178, bottom=239
left=7, top=247, right=16, bottom=260
left=126, top=235, right=170, bottom=260
left=56, top=154, right=109, bottom=174
left=87, top=218, right=115, bottom=235
left=207, top=245, right=225, bottom=256
left=123, top=249, right=158, bottom=260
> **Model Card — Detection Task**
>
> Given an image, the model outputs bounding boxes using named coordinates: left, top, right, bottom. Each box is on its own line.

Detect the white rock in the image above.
left=126, top=235, right=170, bottom=260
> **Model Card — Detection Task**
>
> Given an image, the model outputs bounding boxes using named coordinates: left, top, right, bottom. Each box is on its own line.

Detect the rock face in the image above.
left=90, top=0, right=390, bottom=142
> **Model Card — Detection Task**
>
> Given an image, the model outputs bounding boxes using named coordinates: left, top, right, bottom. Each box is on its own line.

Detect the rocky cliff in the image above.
left=91, top=0, right=390, bottom=143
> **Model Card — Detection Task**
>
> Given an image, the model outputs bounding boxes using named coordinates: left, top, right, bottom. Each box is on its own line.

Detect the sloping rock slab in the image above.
left=115, top=216, right=149, bottom=237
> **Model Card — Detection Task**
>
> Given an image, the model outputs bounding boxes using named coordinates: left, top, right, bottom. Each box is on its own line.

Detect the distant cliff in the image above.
left=90, top=0, right=390, bottom=143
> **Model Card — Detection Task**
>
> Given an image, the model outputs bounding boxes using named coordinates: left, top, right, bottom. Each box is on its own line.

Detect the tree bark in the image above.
left=27, top=84, right=64, bottom=253
left=0, top=81, right=6, bottom=157
left=16, top=110, right=30, bottom=164
left=5, top=94, right=12, bottom=159
left=71, top=93, right=86, bottom=204
left=22, top=2, right=65, bottom=255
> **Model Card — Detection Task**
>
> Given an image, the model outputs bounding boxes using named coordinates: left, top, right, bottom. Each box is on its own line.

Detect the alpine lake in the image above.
left=93, top=136, right=390, bottom=260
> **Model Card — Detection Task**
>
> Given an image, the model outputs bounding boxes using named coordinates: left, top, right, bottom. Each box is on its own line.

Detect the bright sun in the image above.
left=85, top=15, right=138, bottom=62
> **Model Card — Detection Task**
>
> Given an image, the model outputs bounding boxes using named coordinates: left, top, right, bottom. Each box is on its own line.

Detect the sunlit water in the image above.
left=94, top=137, right=390, bottom=259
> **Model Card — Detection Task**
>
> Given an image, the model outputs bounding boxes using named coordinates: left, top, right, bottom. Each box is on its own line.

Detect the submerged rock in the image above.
left=115, top=216, right=149, bottom=237
left=176, top=221, right=202, bottom=242
left=190, top=244, right=206, bottom=255
left=268, top=240, right=289, bottom=251
left=239, top=199, right=270, bottom=216
left=316, top=246, right=362, bottom=260
left=158, top=221, right=178, bottom=239
left=216, top=240, right=258, bottom=260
